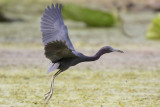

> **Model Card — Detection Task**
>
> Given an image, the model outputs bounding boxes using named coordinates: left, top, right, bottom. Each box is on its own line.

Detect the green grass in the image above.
left=0, top=68, right=160, bottom=106
left=62, top=4, right=115, bottom=27
left=146, top=14, right=160, bottom=40
left=1, top=0, right=115, bottom=27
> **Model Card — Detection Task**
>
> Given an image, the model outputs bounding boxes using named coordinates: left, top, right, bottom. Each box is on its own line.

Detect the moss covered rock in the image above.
left=62, top=4, right=115, bottom=27
left=146, top=14, right=160, bottom=39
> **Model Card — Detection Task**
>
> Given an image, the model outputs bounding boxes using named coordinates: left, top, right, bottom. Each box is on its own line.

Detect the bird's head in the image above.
left=101, top=46, right=124, bottom=53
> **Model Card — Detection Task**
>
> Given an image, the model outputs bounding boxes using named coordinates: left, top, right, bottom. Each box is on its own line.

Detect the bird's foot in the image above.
left=44, top=90, right=53, bottom=104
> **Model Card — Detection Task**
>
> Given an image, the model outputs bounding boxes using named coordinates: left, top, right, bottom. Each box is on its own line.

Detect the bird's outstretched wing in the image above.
left=41, top=4, right=76, bottom=62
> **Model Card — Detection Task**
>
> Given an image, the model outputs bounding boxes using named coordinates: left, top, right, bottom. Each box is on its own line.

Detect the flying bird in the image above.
left=41, top=3, right=123, bottom=103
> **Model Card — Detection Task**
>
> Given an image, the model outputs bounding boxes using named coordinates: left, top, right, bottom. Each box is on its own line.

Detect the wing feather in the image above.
left=41, top=3, right=76, bottom=62
left=45, top=41, right=76, bottom=62
left=41, top=3, right=74, bottom=50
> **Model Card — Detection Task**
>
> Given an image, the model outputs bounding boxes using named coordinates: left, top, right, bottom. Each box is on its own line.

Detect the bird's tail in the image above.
left=47, top=62, right=60, bottom=74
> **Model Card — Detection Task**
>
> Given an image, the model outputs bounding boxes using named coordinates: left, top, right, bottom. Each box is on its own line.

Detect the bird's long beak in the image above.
left=113, top=48, right=124, bottom=53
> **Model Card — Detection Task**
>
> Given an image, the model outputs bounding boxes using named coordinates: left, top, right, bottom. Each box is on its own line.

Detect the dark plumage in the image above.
left=41, top=3, right=123, bottom=103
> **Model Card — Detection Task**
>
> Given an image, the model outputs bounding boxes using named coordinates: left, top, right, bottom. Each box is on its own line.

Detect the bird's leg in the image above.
left=44, top=70, right=62, bottom=104
left=44, top=76, right=54, bottom=96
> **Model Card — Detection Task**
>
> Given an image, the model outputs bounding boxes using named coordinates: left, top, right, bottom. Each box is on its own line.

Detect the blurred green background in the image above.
left=0, top=0, right=160, bottom=106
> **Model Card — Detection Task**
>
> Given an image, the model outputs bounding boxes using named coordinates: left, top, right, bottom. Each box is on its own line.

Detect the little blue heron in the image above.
left=41, top=3, right=123, bottom=103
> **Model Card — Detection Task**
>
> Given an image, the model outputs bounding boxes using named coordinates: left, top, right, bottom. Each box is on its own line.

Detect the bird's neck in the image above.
left=84, top=48, right=106, bottom=62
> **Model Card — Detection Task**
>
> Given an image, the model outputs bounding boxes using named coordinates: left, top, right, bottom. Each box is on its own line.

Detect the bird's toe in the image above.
left=44, top=91, right=53, bottom=103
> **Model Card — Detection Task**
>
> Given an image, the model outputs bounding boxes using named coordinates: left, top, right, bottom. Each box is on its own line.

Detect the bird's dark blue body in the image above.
left=57, top=46, right=124, bottom=72
left=57, top=52, right=86, bottom=71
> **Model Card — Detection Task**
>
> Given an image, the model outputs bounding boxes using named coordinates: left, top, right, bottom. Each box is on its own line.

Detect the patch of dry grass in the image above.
left=0, top=67, right=160, bottom=106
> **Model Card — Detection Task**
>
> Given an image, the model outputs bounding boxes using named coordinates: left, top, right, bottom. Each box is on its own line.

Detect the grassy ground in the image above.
left=0, top=1, right=160, bottom=107
left=0, top=68, right=160, bottom=106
